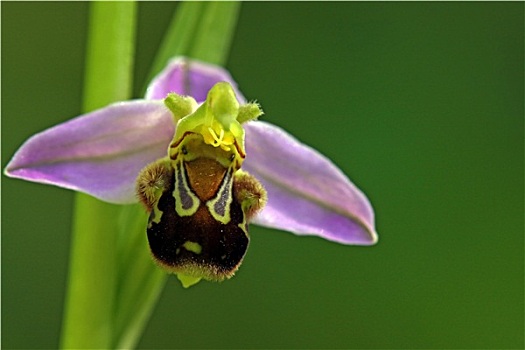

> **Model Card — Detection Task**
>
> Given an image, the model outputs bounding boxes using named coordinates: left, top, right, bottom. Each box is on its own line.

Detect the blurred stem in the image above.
left=60, top=2, right=137, bottom=349
left=146, top=2, right=205, bottom=86
left=188, top=1, right=241, bottom=65
left=145, top=1, right=240, bottom=89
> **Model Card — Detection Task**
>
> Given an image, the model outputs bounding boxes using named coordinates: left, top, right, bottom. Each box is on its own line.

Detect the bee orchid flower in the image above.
left=5, top=58, right=377, bottom=283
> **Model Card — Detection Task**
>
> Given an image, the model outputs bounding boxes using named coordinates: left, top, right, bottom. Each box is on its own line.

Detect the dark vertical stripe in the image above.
left=177, top=161, right=194, bottom=210
left=213, top=168, right=232, bottom=216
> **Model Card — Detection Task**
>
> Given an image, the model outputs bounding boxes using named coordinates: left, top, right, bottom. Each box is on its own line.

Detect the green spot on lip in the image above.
left=183, top=241, right=202, bottom=254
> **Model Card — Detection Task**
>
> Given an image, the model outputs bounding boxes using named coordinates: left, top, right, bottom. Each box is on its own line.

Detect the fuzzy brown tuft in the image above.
left=135, top=159, right=172, bottom=211
left=233, top=170, right=267, bottom=220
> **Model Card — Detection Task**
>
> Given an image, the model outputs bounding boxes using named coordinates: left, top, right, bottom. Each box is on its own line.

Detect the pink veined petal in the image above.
left=146, top=57, right=246, bottom=103
left=243, top=121, right=378, bottom=245
left=4, top=100, right=174, bottom=204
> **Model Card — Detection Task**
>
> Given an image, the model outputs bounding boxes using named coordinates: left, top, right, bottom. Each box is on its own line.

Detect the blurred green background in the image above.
left=2, top=2, right=523, bottom=349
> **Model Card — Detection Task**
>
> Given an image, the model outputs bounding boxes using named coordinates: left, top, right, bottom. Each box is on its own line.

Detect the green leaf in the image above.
left=146, top=1, right=241, bottom=89
left=60, top=2, right=137, bottom=349
left=146, top=2, right=205, bottom=86
left=188, top=1, right=241, bottom=65
left=113, top=205, right=166, bottom=349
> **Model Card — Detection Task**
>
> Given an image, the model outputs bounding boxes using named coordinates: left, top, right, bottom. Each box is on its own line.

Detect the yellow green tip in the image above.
left=176, top=273, right=202, bottom=288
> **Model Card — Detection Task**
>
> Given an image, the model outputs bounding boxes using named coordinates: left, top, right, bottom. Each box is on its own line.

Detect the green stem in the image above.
left=61, top=196, right=120, bottom=348
left=60, top=2, right=137, bottom=349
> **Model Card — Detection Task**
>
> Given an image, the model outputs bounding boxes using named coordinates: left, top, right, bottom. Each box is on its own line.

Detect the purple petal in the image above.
left=146, top=57, right=246, bottom=103
left=243, top=121, right=378, bottom=245
left=5, top=101, right=174, bottom=204
left=147, top=59, right=377, bottom=244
